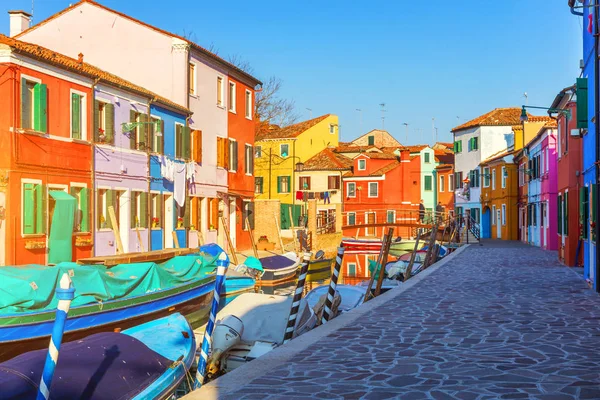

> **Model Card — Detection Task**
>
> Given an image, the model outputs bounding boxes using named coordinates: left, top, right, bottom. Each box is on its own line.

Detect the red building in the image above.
left=0, top=35, right=93, bottom=265
left=436, top=152, right=455, bottom=214
left=226, top=74, right=260, bottom=251
left=553, top=87, right=582, bottom=266
left=341, top=148, right=420, bottom=279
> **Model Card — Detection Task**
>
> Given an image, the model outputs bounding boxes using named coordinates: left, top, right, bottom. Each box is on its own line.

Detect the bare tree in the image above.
left=255, top=76, right=298, bottom=127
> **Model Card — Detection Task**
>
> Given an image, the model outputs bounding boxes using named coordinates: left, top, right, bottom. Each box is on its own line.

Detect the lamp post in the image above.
left=519, top=105, right=571, bottom=122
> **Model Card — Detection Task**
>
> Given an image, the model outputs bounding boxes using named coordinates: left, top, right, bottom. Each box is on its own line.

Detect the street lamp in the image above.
left=295, top=162, right=304, bottom=172
left=520, top=105, right=571, bottom=122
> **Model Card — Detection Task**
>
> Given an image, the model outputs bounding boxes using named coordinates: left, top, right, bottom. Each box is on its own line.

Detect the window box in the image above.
left=75, top=237, right=93, bottom=247
left=25, top=240, right=46, bottom=250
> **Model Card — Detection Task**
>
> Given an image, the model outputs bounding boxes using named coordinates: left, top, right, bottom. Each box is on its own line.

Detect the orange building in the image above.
left=435, top=148, right=454, bottom=214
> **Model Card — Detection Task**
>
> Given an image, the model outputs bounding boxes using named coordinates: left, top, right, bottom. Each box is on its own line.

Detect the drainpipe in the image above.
left=594, top=0, right=600, bottom=292
left=91, top=77, right=101, bottom=253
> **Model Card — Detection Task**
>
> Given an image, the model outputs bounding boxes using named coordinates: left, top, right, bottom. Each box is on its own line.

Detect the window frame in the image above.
left=189, top=63, right=197, bottom=96
left=439, top=175, right=445, bottom=192
left=328, top=175, right=341, bottom=190
left=492, top=169, right=496, bottom=190
left=483, top=167, right=490, bottom=187
left=358, top=159, right=366, bottom=171
left=21, top=178, right=43, bottom=236
left=245, top=89, right=252, bottom=119
left=150, top=114, right=163, bottom=154
left=368, top=182, right=379, bottom=198
left=299, top=176, right=311, bottom=190
left=424, top=152, right=431, bottom=163
left=347, top=212, right=356, bottom=226
left=131, top=189, right=143, bottom=229
left=424, top=175, right=433, bottom=191
left=501, top=166, right=507, bottom=188
left=70, top=88, right=87, bottom=141
left=502, top=204, right=507, bottom=226
left=70, top=183, right=89, bottom=233
left=347, top=262, right=357, bottom=277
left=278, top=176, right=291, bottom=194
left=254, top=177, right=264, bottom=194
left=245, top=144, right=253, bottom=175
left=387, top=210, right=396, bottom=224
left=216, top=76, right=224, bottom=108
left=280, top=143, right=289, bottom=158
left=229, top=81, right=236, bottom=113
left=228, top=138, right=238, bottom=172
left=175, top=122, right=185, bottom=159
left=21, top=74, right=42, bottom=131
left=347, top=182, right=356, bottom=198
left=448, top=174, right=454, bottom=191
left=254, top=145, right=262, bottom=158
left=492, top=205, right=496, bottom=225
left=329, top=124, right=335, bottom=134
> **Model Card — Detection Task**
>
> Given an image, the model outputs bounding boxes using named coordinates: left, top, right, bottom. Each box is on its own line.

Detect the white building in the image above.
left=451, top=108, right=520, bottom=230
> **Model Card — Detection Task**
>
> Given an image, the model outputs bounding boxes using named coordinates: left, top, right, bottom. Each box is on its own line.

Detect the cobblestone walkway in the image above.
left=221, top=242, right=600, bottom=400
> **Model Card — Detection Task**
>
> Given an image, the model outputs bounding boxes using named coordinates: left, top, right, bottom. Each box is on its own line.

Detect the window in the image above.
left=151, top=193, right=162, bottom=228
left=129, top=110, right=148, bottom=150
left=454, top=140, right=462, bottom=153
left=348, top=263, right=357, bottom=277
left=468, top=137, right=478, bottom=151
left=243, top=201, right=254, bottom=231
left=448, top=174, right=454, bottom=191
left=358, top=159, right=366, bottom=171
left=191, top=129, right=202, bottom=163
left=347, top=182, right=356, bottom=198
left=329, top=124, right=335, bottom=134
left=131, top=191, right=148, bottom=228
left=558, top=194, right=563, bottom=234
left=22, top=181, right=45, bottom=235
left=245, top=90, right=252, bottom=119
left=277, top=176, right=291, bottom=193
left=439, top=175, right=445, bottom=192
left=71, top=92, right=86, bottom=140
left=387, top=210, right=396, bottom=223
left=563, top=191, right=568, bottom=236
left=97, top=189, right=121, bottom=230
left=328, top=176, right=340, bottom=190
left=189, top=63, right=196, bottom=96
left=228, top=139, right=238, bottom=171
left=368, top=135, right=375, bottom=146
left=519, top=163, right=525, bottom=186
left=299, top=176, right=311, bottom=190
left=348, top=212, right=356, bottom=225
left=492, top=169, right=496, bottom=190
left=280, top=144, right=289, bottom=158
left=21, top=78, right=47, bottom=132
left=229, top=81, right=236, bottom=112
left=424, top=152, right=430, bottom=163
left=255, top=177, right=264, bottom=194
left=70, top=186, right=89, bottom=232
left=469, top=169, right=480, bottom=188
left=502, top=204, right=506, bottom=225
left=175, top=123, right=191, bottom=159
left=217, top=76, right=224, bottom=107
left=254, top=146, right=262, bottom=158
left=245, top=144, right=254, bottom=174
left=455, top=172, right=463, bottom=189
left=581, top=186, right=589, bottom=239
left=492, top=205, right=496, bottom=225
left=150, top=117, right=164, bottom=154
left=483, top=167, right=490, bottom=187
left=501, top=166, right=507, bottom=188
left=424, top=175, right=433, bottom=191
left=368, top=182, right=378, bottom=197
left=217, top=137, right=229, bottom=168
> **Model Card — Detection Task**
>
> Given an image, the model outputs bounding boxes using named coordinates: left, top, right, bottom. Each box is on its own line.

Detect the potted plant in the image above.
left=177, top=217, right=184, bottom=229
left=100, top=215, right=107, bottom=229
left=152, top=217, right=160, bottom=228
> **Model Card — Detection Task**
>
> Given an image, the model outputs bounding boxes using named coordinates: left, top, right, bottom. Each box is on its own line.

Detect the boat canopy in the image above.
left=0, top=255, right=217, bottom=314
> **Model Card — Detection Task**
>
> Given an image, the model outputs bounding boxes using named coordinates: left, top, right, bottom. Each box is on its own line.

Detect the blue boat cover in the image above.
left=260, top=255, right=296, bottom=270
left=0, top=332, right=173, bottom=400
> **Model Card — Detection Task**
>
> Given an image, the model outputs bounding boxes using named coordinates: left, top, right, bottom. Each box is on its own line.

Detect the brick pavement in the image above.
left=215, top=242, right=600, bottom=399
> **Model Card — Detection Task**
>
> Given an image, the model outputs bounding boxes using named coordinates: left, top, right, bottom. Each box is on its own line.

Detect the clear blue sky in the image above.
left=1, top=0, right=582, bottom=145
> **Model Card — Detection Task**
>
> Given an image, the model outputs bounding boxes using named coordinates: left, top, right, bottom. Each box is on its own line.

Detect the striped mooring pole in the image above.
left=37, top=273, right=75, bottom=400
left=321, top=246, right=344, bottom=324
left=283, top=252, right=312, bottom=344
left=194, top=252, right=229, bottom=389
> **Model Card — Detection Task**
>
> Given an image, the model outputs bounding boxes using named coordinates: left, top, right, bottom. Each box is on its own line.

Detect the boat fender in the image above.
left=207, top=315, right=244, bottom=375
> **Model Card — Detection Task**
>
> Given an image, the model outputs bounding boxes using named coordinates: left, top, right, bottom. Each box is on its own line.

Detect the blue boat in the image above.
left=0, top=313, right=195, bottom=400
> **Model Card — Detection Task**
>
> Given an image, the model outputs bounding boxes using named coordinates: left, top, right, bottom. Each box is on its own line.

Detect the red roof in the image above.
left=452, top=107, right=529, bottom=132
left=302, top=148, right=353, bottom=171
left=256, top=114, right=331, bottom=141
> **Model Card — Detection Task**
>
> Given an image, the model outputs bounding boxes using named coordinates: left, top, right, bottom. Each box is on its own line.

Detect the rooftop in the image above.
left=302, top=148, right=353, bottom=171
left=481, top=148, right=515, bottom=165
left=452, top=107, right=530, bottom=132
left=0, top=34, right=189, bottom=114
left=256, top=114, right=331, bottom=141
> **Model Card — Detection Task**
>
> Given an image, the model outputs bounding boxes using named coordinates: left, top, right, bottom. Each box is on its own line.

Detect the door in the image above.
left=496, top=210, right=502, bottom=239
left=229, top=198, right=236, bottom=249
left=164, top=194, right=174, bottom=248
left=366, top=212, right=375, bottom=236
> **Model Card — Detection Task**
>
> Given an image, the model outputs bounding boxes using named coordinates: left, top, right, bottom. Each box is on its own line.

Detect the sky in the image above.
left=0, top=0, right=583, bottom=145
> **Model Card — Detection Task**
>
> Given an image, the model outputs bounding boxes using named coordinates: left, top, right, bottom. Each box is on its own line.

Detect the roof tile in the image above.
left=256, top=114, right=331, bottom=141
left=452, top=107, right=528, bottom=132
left=303, top=148, right=353, bottom=171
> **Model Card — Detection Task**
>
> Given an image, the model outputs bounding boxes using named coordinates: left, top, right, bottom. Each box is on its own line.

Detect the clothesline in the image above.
left=159, top=155, right=196, bottom=207
left=296, top=190, right=337, bottom=204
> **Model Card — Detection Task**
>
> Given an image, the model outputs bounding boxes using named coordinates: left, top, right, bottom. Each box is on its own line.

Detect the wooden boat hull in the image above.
left=306, top=259, right=333, bottom=282
left=389, top=240, right=419, bottom=256
left=341, top=239, right=382, bottom=254
left=0, top=275, right=215, bottom=362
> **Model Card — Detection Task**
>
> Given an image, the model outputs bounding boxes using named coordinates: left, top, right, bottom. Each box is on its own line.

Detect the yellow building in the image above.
left=254, top=114, right=339, bottom=227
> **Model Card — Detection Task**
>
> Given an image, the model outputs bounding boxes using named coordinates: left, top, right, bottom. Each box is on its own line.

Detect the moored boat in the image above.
left=306, top=257, right=333, bottom=282
left=0, top=313, right=195, bottom=400
left=0, top=255, right=217, bottom=362
left=258, top=252, right=300, bottom=285
left=389, top=239, right=420, bottom=256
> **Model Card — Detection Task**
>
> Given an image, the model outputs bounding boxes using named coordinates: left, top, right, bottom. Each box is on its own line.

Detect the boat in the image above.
left=389, top=239, right=420, bottom=256
left=304, top=284, right=367, bottom=316
left=358, top=278, right=402, bottom=293
left=306, top=257, right=333, bottom=282
left=341, top=238, right=382, bottom=254
left=204, top=293, right=316, bottom=378
left=0, top=255, right=218, bottom=362
left=0, top=313, right=195, bottom=400
left=258, top=252, right=300, bottom=285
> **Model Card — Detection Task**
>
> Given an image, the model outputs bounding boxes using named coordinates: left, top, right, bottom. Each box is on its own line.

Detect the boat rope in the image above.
left=37, top=273, right=75, bottom=400
left=283, top=252, right=312, bottom=344
left=322, top=246, right=344, bottom=324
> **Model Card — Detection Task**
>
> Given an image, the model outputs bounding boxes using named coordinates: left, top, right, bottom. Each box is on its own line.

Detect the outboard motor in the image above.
left=207, top=315, right=244, bottom=376
left=234, top=256, right=264, bottom=279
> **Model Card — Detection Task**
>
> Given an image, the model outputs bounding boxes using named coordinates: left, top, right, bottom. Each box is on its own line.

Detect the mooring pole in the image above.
left=322, top=245, right=344, bottom=324
left=37, top=273, right=75, bottom=400
left=283, top=252, right=311, bottom=343
left=194, top=252, right=229, bottom=389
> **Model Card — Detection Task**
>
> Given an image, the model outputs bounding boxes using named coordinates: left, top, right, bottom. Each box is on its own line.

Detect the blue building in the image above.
left=149, top=104, right=191, bottom=250
left=571, top=0, right=597, bottom=288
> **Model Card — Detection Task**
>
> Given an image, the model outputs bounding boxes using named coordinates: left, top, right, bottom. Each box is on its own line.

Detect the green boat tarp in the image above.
left=47, top=191, right=76, bottom=265
left=0, top=255, right=217, bottom=314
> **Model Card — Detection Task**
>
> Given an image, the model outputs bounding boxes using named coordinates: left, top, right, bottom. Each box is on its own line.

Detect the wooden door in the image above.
left=367, top=212, right=375, bottom=236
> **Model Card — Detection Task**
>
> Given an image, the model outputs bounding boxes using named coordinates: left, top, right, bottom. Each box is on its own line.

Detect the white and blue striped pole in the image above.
left=194, top=252, right=229, bottom=389
left=37, top=273, right=75, bottom=400
left=322, top=246, right=344, bottom=324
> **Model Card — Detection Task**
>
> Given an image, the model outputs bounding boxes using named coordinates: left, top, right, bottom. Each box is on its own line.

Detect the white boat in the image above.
left=304, top=284, right=367, bottom=316
left=206, top=293, right=316, bottom=377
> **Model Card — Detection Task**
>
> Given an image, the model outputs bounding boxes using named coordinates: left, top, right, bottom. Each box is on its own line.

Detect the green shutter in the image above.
left=34, top=83, right=48, bottom=133
left=130, top=192, right=137, bottom=228
left=581, top=186, right=589, bottom=239
left=93, top=100, right=100, bottom=142
left=36, top=184, right=46, bottom=234
left=564, top=192, right=569, bottom=236
left=576, top=78, right=588, bottom=129
left=139, top=114, right=148, bottom=149
left=105, top=103, right=115, bottom=145
left=149, top=118, right=155, bottom=153
left=23, top=183, right=35, bottom=234
left=175, top=125, right=182, bottom=158
left=106, top=190, right=114, bottom=230
left=21, top=79, right=30, bottom=129
left=457, top=140, right=462, bottom=153
left=287, top=176, right=291, bottom=193
left=130, top=110, right=137, bottom=150
left=81, top=188, right=89, bottom=232
left=183, top=126, right=191, bottom=160
left=140, top=192, right=148, bottom=228
left=277, top=176, right=282, bottom=193
left=558, top=194, right=562, bottom=235
left=592, top=184, right=597, bottom=242
left=233, top=141, right=239, bottom=171
left=71, top=93, right=81, bottom=139
left=158, top=120, right=165, bottom=154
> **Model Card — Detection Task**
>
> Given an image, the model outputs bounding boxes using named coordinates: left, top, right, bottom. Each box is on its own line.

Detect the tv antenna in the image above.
left=379, top=103, right=386, bottom=130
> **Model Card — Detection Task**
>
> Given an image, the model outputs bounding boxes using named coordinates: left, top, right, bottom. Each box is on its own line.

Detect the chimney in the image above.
left=8, top=10, right=31, bottom=37
left=78, top=53, right=84, bottom=64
